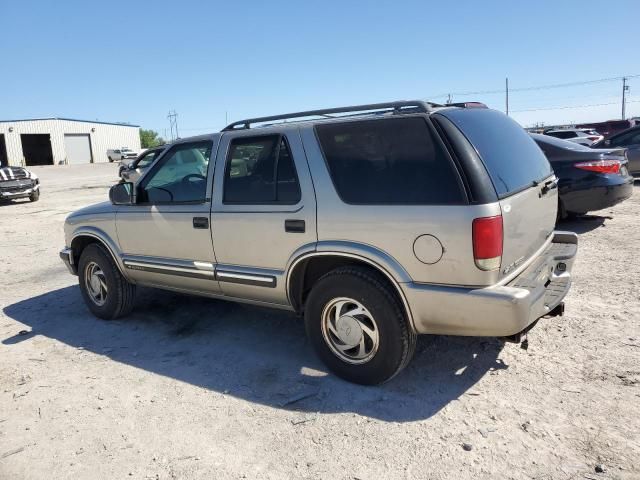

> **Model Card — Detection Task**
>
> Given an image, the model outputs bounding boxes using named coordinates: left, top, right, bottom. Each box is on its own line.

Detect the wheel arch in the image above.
left=70, top=229, right=127, bottom=278
left=286, top=248, right=415, bottom=332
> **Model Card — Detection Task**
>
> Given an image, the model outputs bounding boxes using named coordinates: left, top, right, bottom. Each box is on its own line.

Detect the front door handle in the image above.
left=285, top=219, right=305, bottom=233
left=193, top=217, right=209, bottom=229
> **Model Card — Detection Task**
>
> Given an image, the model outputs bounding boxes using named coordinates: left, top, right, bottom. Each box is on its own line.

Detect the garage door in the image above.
left=64, top=134, right=93, bottom=164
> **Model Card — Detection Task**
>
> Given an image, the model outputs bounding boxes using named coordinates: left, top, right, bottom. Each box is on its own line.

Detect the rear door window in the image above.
left=315, top=117, right=465, bottom=205
left=438, top=109, right=552, bottom=197
left=223, top=135, right=301, bottom=204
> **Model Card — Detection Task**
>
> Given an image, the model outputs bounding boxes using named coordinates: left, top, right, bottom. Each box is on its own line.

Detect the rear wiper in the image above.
left=540, top=177, right=559, bottom=195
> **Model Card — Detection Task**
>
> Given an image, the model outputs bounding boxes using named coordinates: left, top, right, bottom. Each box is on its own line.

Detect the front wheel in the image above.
left=304, top=266, right=416, bottom=385
left=78, top=244, right=136, bottom=320
left=29, top=190, right=40, bottom=202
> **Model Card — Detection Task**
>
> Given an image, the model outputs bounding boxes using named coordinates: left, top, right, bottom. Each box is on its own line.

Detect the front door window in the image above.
left=139, top=141, right=212, bottom=203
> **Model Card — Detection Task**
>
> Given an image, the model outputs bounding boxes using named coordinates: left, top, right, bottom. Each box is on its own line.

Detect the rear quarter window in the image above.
left=315, top=117, right=465, bottom=205
left=438, top=109, right=552, bottom=197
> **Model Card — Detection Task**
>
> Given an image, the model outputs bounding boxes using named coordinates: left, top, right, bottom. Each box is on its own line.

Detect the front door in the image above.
left=115, top=138, right=222, bottom=295
left=211, top=128, right=317, bottom=305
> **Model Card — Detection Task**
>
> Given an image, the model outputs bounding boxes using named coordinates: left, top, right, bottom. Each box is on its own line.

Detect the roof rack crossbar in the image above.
left=221, top=100, right=437, bottom=131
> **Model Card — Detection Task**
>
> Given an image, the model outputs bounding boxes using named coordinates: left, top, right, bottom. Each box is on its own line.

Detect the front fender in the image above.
left=68, top=225, right=128, bottom=278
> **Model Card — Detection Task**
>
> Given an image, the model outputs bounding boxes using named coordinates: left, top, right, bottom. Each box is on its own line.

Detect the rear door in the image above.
left=437, top=108, right=556, bottom=280
left=210, top=128, right=317, bottom=305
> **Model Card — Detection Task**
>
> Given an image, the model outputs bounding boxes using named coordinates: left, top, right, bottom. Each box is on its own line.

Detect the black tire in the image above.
left=29, top=190, right=40, bottom=202
left=304, top=266, right=416, bottom=385
left=108, top=157, right=114, bottom=163
left=78, top=243, right=136, bottom=320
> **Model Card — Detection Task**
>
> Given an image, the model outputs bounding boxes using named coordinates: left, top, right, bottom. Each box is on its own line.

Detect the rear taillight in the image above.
left=587, top=136, right=600, bottom=141
left=574, top=159, right=621, bottom=174
left=472, top=215, right=503, bottom=271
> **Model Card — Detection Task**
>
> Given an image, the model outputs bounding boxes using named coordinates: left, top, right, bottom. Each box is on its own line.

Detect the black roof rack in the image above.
left=221, top=100, right=440, bottom=131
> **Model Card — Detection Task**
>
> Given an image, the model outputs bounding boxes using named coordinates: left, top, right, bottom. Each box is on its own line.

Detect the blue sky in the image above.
left=2, top=0, right=639, bottom=137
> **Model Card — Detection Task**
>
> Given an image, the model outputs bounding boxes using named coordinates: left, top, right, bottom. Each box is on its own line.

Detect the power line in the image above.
left=429, top=74, right=640, bottom=99
left=512, top=99, right=640, bottom=113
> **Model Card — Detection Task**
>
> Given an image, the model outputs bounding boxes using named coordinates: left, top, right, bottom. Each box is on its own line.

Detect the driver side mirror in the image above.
left=109, top=182, right=136, bottom=205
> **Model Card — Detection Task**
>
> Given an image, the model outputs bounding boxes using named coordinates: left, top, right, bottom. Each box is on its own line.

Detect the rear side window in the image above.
left=315, top=117, right=464, bottom=205
left=439, top=109, right=552, bottom=197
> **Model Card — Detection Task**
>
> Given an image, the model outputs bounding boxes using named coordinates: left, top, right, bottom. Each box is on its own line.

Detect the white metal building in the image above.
left=0, top=118, right=140, bottom=167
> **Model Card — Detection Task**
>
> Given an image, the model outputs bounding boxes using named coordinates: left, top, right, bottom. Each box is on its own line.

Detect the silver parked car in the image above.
left=543, top=128, right=603, bottom=146
left=60, top=101, right=577, bottom=385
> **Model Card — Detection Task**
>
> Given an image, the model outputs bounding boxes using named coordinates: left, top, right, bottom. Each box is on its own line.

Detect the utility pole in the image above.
left=622, top=77, right=629, bottom=120
left=446, top=94, right=452, bottom=105
left=167, top=110, right=179, bottom=141
left=505, top=77, right=509, bottom=116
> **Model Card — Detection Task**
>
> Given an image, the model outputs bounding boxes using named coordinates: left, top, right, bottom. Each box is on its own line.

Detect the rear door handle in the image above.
left=285, top=219, right=305, bottom=233
left=193, top=217, right=209, bottom=229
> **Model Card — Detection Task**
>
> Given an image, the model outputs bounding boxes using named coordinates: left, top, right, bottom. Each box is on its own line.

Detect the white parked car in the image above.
left=543, top=128, right=604, bottom=146
left=107, top=148, right=138, bottom=163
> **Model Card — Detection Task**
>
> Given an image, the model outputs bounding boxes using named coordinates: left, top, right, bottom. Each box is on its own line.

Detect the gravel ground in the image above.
left=1, top=164, right=639, bottom=480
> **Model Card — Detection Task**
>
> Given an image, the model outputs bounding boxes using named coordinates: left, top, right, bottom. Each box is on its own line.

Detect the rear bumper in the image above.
left=402, top=231, right=578, bottom=336
left=561, top=175, right=634, bottom=213
left=60, top=247, right=77, bottom=275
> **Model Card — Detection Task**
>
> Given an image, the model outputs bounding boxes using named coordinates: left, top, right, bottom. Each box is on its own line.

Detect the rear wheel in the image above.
left=78, top=244, right=136, bottom=320
left=304, top=266, right=416, bottom=385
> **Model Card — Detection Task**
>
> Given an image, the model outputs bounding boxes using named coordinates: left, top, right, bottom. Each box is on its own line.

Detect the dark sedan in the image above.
left=591, top=125, right=640, bottom=177
left=531, top=134, right=634, bottom=218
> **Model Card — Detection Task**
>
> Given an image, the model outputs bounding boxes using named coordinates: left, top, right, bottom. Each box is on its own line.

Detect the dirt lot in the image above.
left=1, top=164, right=639, bottom=480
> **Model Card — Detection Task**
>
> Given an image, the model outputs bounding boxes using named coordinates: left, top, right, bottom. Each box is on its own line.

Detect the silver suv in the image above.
left=60, top=101, right=578, bottom=385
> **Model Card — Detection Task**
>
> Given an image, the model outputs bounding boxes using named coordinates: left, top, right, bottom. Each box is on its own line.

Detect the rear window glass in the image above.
left=439, top=109, right=552, bottom=197
left=315, top=117, right=464, bottom=205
